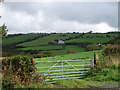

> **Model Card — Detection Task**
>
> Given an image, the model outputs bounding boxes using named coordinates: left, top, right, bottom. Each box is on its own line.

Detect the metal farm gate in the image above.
left=35, top=59, right=94, bottom=83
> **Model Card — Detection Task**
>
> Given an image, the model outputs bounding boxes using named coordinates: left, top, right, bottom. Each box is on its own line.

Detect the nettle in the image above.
left=2, top=56, right=47, bottom=88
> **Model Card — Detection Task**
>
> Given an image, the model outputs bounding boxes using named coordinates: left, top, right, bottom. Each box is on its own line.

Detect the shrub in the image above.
left=102, top=45, right=120, bottom=66
left=85, top=65, right=119, bottom=82
left=86, top=43, right=100, bottom=51
left=103, top=44, right=120, bottom=56
left=2, top=56, right=47, bottom=89
left=33, top=53, right=44, bottom=58
left=43, top=51, right=54, bottom=57
left=66, top=49, right=76, bottom=54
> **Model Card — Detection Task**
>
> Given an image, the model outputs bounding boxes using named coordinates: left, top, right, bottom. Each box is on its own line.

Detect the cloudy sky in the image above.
left=0, top=2, right=118, bottom=34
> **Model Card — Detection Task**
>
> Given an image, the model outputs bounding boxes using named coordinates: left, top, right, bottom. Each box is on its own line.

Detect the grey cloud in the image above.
left=2, top=2, right=118, bottom=34
left=42, top=2, right=118, bottom=28
left=5, top=2, right=118, bottom=28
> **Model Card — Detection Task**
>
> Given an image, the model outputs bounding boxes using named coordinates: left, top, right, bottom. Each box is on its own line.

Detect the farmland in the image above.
left=2, top=33, right=48, bottom=46
left=34, top=50, right=102, bottom=61
left=17, top=33, right=82, bottom=47
left=65, top=37, right=114, bottom=43
left=2, top=32, right=119, bottom=57
left=2, top=32, right=120, bottom=89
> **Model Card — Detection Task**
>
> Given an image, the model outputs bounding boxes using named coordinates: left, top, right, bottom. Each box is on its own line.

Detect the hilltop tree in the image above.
left=0, top=24, right=8, bottom=38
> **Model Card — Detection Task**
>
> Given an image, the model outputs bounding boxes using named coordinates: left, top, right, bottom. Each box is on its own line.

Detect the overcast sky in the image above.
left=0, top=2, right=118, bottom=34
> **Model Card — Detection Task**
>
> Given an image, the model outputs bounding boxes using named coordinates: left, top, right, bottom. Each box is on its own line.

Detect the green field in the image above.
left=17, top=33, right=82, bottom=47
left=82, top=33, right=119, bottom=37
left=2, top=33, right=44, bottom=46
left=35, top=50, right=101, bottom=61
left=19, top=45, right=63, bottom=50
left=65, top=37, right=114, bottom=43
left=34, top=50, right=102, bottom=80
left=19, top=45, right=86, bottom=54
left=53, top=45, right=86, bottom=55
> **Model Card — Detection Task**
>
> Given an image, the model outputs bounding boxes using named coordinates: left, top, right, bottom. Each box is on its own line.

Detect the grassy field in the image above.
left=19, top=45, right=86, bottom=54
left=17, top=33, right=82, bottom=47
left=82, top=33, right=119, bottom=37
left=53, top=45, right=86, bottom=55
left=2, top=33, right=43, bottom=46
left=34, top=50, right=102, bottom=81
left=3, top=33, right=119, bottom=46
left=19, top=45, right=63, bottom=50
left=65, top=37, right=115, bottom=43
left=34, top=50, right=101, bottom=61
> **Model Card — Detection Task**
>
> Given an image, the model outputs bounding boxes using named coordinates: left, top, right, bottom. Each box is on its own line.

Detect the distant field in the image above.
left=82, top=33, right=119, bottom=37
left=19, top=45, right=63, bottom=50
left=17, top=33, right=82, bottom=47
left=19, top=45, right=86, bottom=55
left=2, top=34, right=44, bottom=46
left=65, top=37, right=115, bottom=43
left=53, top=45, right=86, bottom=55
left=35, top=50, right=102, bottom=61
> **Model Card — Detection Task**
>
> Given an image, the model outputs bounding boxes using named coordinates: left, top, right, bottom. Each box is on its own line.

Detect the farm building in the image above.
left=58, top=40, right=64, bottom=44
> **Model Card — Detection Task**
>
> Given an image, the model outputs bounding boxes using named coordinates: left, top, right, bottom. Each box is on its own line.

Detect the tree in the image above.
left=0, top=24, right=8, bottom=38
left=87, top=30, right=93, bottom=34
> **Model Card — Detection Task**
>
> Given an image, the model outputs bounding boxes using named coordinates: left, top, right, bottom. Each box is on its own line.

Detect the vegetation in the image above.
left=86, top=43, right=100, bottom=51
left=0, top=24, right=8, bottom=38
left=19, top=45, right=63, bottom=50
left=17, top=33, right=82, bottom=47
left=2, top=32, right=120, bottom=88
left=34, top=50, right=102, bottom=61
left=3, top=33, right=47, bottom=46
left=85, top=65, right=119, bottom=82
left=2, top=56, right=48, bottom=89
left=65, top=37, right=115, bottom=43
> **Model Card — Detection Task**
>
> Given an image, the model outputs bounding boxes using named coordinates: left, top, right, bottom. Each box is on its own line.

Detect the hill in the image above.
left=2, top=32, right=120, bottom=56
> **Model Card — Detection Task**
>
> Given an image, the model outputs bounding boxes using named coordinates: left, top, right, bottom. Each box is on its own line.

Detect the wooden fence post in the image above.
left=94, top=53, right=98, bottom=66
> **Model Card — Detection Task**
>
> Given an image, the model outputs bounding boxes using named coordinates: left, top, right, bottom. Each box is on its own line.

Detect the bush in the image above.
left=43, top=51, right=54, bottom=57
left=86, top=43, right=100, bottom=51
left=66, top=49, right=76, bottom=54
left=85, top=65, right=119, bottom=82
left=33, top=53, right=44, bottom=58
left=102, top=44, right=120, bottom=66
left=103, top=44, right=120, bottom=56
left=2, top=56, right=47, bottom=89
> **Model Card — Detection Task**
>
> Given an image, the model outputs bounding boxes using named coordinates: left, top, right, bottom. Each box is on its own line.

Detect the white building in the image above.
left=58, top=40, right=64, bottom=45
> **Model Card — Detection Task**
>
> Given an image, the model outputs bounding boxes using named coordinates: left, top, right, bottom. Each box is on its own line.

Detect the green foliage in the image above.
left=103, top=45, right=120, bottom=56
left=2, top=56, right=47, bottom=89
left=0, top=24, right=8, bottom=38
left=86, top=43, right=100, bottom=51
left=114, top=39, right=120, bottom=45
left=43, top=51, right=55, bottom=57
left=85, top=65, right=119, bottom=82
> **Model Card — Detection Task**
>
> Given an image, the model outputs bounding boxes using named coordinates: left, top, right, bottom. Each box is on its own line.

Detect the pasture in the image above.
left=19, top=45, right=86, bottom=55
left=2, top=33, right=44, bottom=46
left=17, top=33, right=82, bottom=47
left=34, top=50, right=100, bottom=82
left=34, top=50, right=102, bottom=61
left=65, top=37, right=115, bottom=43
